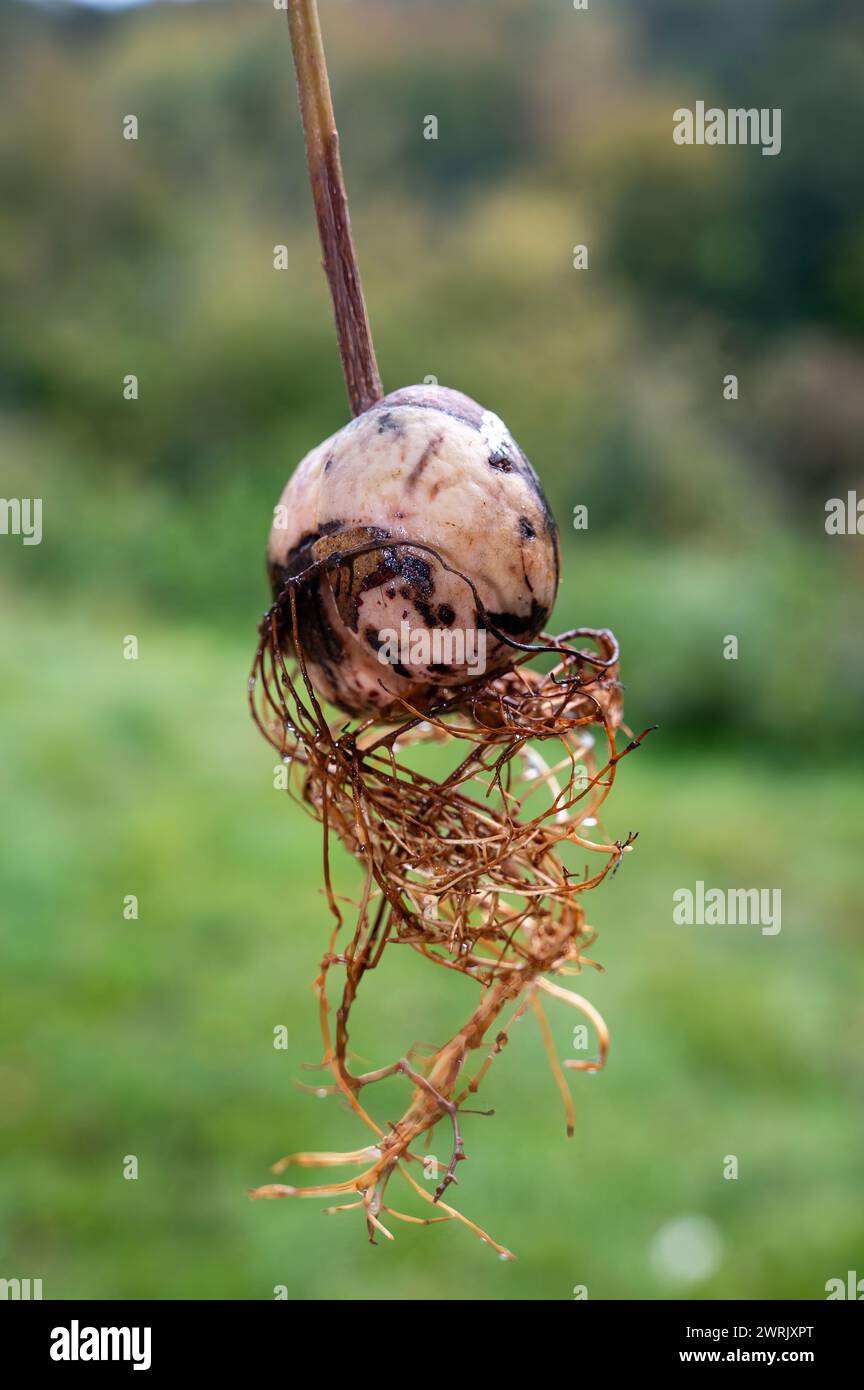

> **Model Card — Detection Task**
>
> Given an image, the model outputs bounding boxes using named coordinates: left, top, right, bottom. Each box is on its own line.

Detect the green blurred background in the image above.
left=1, top=0, right=863, bottom=1300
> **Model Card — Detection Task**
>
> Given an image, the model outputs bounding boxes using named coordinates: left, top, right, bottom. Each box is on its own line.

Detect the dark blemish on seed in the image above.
left=428, top=663, right=453, bottom=675
left=518, top=466, right=560, bottom=589
left=399, top=552, right=434, bottom=597
left=414, top=599, right=436, bottom=628
left=364, top=627, right=385, bottom=652
left=407, top=432, right=444, bottom=488
left=267, top=560, right=345, bottom=678
left=402, top=610, right=409, bottom=619
left=339, top=544, right=436, bottom=636
left=359, top=548, right=399, bottom=589
left=437, top=603, right=455, bottom=626
left=485, top=600, right=549, bottom=638
left=488, top=448, right=513, bottom=472
left=324, top=456, right=335, bottom=473
left=277, top=531, right=318, bottom=567
left=393, top=662, right=410, bottom=679
left=376, top=411, right=404, bottom=436
left=323, top=528, right=397, bottom=633
left=517, top=520, right=536, bottom=593
left=274, top=517, right=345, bottom=573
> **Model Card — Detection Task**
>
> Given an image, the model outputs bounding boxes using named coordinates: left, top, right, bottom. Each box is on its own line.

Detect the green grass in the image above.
left=1, top=595, right=862, bottom=1300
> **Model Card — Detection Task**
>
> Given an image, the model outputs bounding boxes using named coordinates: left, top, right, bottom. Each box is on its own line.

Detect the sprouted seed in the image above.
left=247, top=0, right=653, bottom=1256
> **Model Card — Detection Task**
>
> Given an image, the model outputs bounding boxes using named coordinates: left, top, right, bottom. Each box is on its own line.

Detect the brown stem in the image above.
left=286, top=0, right=383, bottom=416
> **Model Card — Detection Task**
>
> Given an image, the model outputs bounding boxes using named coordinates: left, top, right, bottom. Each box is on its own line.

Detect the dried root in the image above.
left=248, top=540, right=652, bottom=1255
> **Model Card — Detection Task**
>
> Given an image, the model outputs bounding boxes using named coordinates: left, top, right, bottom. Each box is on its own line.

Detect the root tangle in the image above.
left=248, top=540, right=652, bottom=1254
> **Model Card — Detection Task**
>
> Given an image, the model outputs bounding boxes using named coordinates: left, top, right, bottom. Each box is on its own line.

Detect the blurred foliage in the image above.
left=1, top=0, right=863, bottom=1300
left=1, top=0, right=863, bottom=746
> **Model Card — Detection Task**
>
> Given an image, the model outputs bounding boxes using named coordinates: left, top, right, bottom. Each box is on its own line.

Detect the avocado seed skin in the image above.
left=267, top=385, right=560, bottom=717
